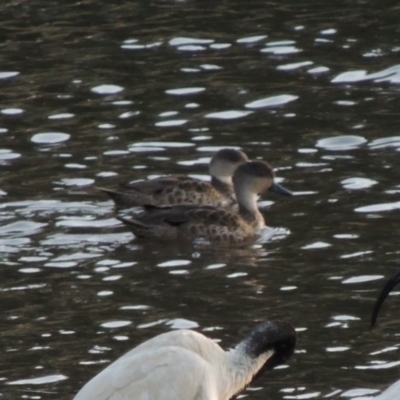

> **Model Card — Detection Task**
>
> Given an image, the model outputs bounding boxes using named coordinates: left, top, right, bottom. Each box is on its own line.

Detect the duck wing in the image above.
left=98, top=177, right=230, bottom=208
left=141, top=204, right=243, bottom=228
left=118, top=176, right=194, bottom=195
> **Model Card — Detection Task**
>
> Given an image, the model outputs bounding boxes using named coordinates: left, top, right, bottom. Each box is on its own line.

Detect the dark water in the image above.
left=1, top=1, right=400, bottom=399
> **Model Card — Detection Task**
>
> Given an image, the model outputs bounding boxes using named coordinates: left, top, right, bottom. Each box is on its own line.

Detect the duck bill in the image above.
left=269, top=182, right=293, bottom=196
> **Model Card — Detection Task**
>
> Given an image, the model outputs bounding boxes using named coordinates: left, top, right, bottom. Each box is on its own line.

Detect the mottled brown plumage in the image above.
left=97, top=149, right=248, bottom=208
left=118, top=160, right=292, bottom=245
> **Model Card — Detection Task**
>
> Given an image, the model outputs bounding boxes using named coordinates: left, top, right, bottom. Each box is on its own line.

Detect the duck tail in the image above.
left=117, top=216, right=148, bottom=229
left=96, top=187, right=123, bottom=200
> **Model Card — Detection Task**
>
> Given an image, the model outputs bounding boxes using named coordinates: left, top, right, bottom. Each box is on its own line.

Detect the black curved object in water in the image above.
left=371, top=270, right=400, bottom=327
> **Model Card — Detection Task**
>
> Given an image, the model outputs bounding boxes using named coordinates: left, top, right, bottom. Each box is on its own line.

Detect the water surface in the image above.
left=1, top=1, right=400, bottom=399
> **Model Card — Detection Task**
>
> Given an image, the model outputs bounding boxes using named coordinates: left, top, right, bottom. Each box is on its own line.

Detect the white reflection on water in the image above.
left=65, top=163, right=87, bottom=169
left=316, top=135, right=367, bottom=151
left=7, top=375, right=68, bottom=385
left=245, top=94, right=298, bottom=109
left=332, top=64, right=400, bottom=84
left=0, top=220, right=47, bottom=234
left=227, top=272, right=247, bottom=278
left=177, top=45, right=207, bottom=51
left=1, top=108, right=24, bottom=115
left=340, top=251, right=373, bottom=259
left=155, top=119, right=188, bottom=127
left=120, top=305, right=151, bottom=311
left=210, top=43, right=231, bottom=49
left=157, top=259, right=191, bottom=268
left=326, top=346, right=350, bottom=352
left=91, top=84, right=124, bottom=94
left=355, top=360, right=400, bottom=370
left=301, top=241, right=331, bottom=250
left=325, top=314, right=360, bottom=328
left=57, top=178, right=94, bottom=186
left=369, top=136, right=400, bottom=149
left=0, top=149, right=21, bottom=162
left=355, top=201, right=400, bottom=213
left=0, top=283, right=46, bottom=292
left=282, top=391, right=321, bottom=399
left=166, top=318, right=199, bottom=329
left=370, top=347, right=399, bottom=356
left=341, top=178, right=378, bottom=190
left=48, top=113, right=74, bottom=119
left=342, top=275, right=382, bottom=284
left=169, top=37, right=214, bottom=46
left=261, top=45, right=302, bottom=55
left=119, top=111, right=140, bottom=119
left=101, top=321, right=132, bottom=329
left=205, top=263, right=226, bottom=270
left=129, top=141, right=194, bottom=149
left=237, top=35, right=267, bottom=43
left=307, top=66, right=330, bottom=74
left=0, top=71, right=19, bottom=79
left=31, top=132, right=70, bottom=144
left=165, top=87, right=205, bottom=95
left=41, top=232, right=132, bottom=246
left=44, top=261, right=78, bottom=268
left=340, top=388, right=379, bottom=398
left=103, top=150, right=129, bottom=156
left=159, top=111, right=178, bottom=117
left=277, top=61, right=313, bottom=71
left=334, top=234, right=359, bottom=239
left=205, top=110, right=253, bottom=119
left=257, top=226, right=291, bottom=243
left=200, top=64, right=222, bottom=70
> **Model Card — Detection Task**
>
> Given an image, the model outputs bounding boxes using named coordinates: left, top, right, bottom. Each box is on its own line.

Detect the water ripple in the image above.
left=245, top=94, right=298, bottom=109
left=205, top=110, right=253, bottom=119
left=155, top=119, right=188, bottom=127
left=0, top=71, right=19, bottom=79
left=101, top=320, right=132, bottom=328
left=355, top=360, right=400, bottom=370
left=167, top=318, right=199, bottom=329
left=369, top=136, right=400, bottom=149
left=237, top=35, right=267, bottom=44
left=0, top=220, right=47, bottom=235
left=31, top=132, right=70, bottom=144
left=316, top=135, right=367, bottom=151
left=91, top=84, right=124, bottom=94
left=7, top=375, right=68, bottom=385
left=355, top=201, right=400, bottom=213
left=341, top=178, right=378, bottom=190
left=1, top=108, right=24, bottom=115
left=165, top=87, right=205, bottom=95
left=332, top=64, right=400, bottom=84
left=342, top=275, right=382, bottom=284
left=169, top=37, right=214, bottom=46
left=41, top=232, right=132, bottom=246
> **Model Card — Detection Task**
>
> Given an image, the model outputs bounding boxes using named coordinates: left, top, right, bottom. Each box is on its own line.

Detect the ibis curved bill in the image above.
left=370, top=269, right=400, bottom=400
left=371, top=270, right=400, bottom=327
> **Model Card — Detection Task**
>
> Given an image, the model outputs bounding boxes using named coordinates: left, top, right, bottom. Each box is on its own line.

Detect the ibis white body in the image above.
left=73, top=321, right=296, bottom=400
left=372, top=379, right=400, bottom=400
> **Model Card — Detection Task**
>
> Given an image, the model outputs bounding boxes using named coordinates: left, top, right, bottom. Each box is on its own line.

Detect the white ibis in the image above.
left=73, top=320, right=296, bottom=400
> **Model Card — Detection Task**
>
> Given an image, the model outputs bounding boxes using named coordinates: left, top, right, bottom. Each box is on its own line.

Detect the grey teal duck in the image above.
left=117, top=160, right=292, bottom=245
left=97, top=149, right=248, bottom=208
